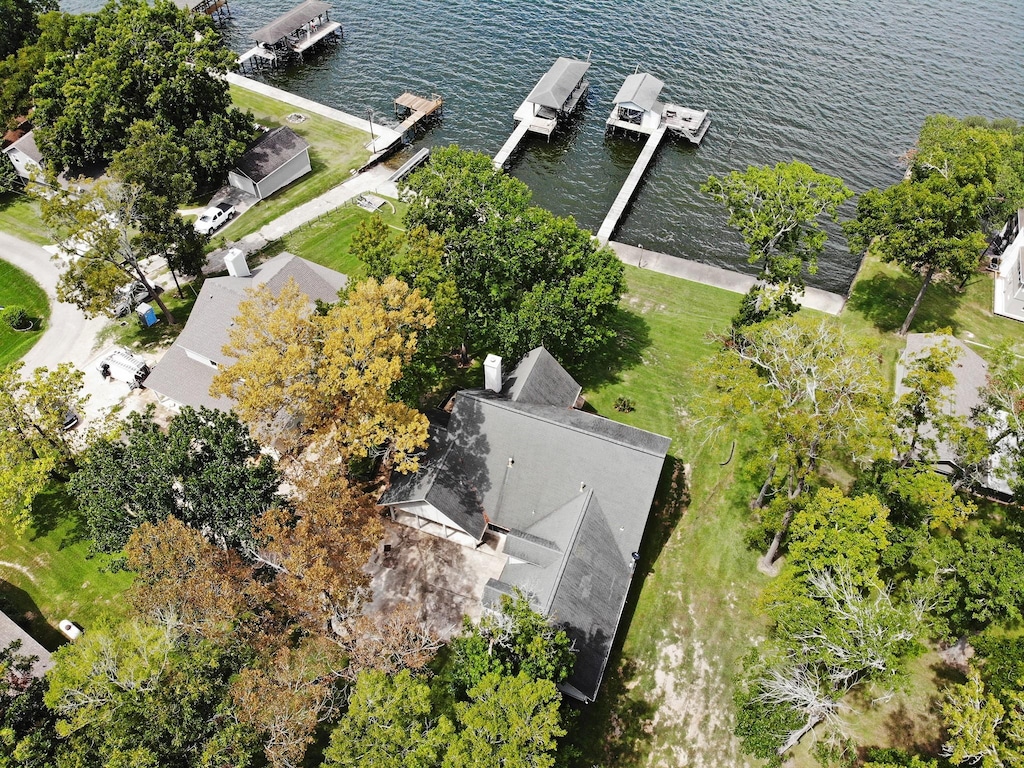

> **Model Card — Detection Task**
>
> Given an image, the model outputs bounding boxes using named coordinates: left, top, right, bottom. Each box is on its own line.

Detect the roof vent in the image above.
left=484, top=354, right=502, bottom=393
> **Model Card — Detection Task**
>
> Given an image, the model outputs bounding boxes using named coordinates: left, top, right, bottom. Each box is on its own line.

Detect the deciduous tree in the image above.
left=443, top=672, right=565, bottom=768
left=323, top=669, right=452, bottom=768
left=402, top=145, right=624, bottom=364
left=71, top=407, right=281, bottom=552
left=703, top=161, right=851, bottom=325
left=942, top=668, right=1004, bottom=768
left=698, top=316, right=890, bottom=565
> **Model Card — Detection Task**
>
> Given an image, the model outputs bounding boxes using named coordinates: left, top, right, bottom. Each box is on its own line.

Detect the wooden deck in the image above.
left=394, top=92, right=444, bottom=138
left=597, top=125, right=668, bottom=242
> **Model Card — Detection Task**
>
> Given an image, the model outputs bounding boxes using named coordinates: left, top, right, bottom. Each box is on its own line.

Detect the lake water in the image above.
left=61, top=0, right=1024, bottom=292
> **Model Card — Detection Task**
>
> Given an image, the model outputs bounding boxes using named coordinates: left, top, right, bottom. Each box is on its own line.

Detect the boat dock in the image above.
left=597, top=125, right=667, bottom=242
left=239, top=0, right=342, bottom=72
left=394, top=92, right=444, bottom=141
left=493, top=56, right=591, bottom=168
left=598, top=72, right=711, bottom=241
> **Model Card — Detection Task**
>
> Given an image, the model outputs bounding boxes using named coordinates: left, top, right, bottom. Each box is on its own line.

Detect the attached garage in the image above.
left=228, top=126, right=311, bottom=201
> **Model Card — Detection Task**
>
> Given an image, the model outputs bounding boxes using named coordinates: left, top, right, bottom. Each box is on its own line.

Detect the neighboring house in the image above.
left=1, top=130, right=43, bottom=185
left=145, top=250, right=346, bottom=411
left=895, top=333, right=1016, bottom=499
left=228, top=126, right=311, bottom=202
left=0, top=609, right=53, bottom=678
left=993, top=208, right=1024, bottom=323
left=380, top=348, right=671, bottom=702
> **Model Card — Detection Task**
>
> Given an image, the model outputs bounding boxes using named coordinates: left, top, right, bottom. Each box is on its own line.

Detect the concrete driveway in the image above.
left=0, top=230, right=145, bottom=427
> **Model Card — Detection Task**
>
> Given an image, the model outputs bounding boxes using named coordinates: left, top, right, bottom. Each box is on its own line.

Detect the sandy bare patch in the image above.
left=641, top=612, right=759, bottom=768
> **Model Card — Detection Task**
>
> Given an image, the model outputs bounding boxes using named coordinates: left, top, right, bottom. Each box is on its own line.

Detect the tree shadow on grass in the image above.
left=0, top=579, right=66, bottom=651
left=29, top=482, right=88, bottom=547
left=571, top=305, right=652, bottom=391
left=846, top=269, right=969, bottom=335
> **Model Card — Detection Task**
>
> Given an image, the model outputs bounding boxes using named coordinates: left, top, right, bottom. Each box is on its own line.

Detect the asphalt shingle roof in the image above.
left=0, top=610, right=53, bottom=677
left=526, top=57, right=591, bottom=111
left=611, top=72, right=665, bottom=112
left=234, top=127, right=310, bottom=184
left=382, top=347, right=670, bottom=700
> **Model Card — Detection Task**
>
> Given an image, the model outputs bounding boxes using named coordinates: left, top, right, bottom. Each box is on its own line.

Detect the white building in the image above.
left=993, top=209, right=1024, bottom=323
left=1, top=130, right=43, bottom=184
left=228, top=126, right=311, bottom=202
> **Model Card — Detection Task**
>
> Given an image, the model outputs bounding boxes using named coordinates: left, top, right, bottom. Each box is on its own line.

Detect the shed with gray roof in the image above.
left=381, top=347, right=670, bottom=701
left=228, top=127, right=311, bottom=201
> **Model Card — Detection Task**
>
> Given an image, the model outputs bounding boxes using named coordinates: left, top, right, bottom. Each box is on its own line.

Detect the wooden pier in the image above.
left=393, top=92, right=443, bottom=141
left=597, top=125, right=667, bottom=242
left=493, top=120, right=532, bottom=168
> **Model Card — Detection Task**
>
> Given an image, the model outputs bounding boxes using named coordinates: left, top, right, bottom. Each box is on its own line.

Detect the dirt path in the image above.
left=0, top=560, right=37, bottom=584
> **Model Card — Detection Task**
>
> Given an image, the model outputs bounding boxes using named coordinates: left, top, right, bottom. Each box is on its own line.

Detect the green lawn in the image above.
left=564, top=269, right=769, bottom=767
left=845, top=253, right=1024, bottom=360
left=0, top=192, right=49, bottom=245
left=0, top=483, right=133, bottom=652
left=265, top=200, right=407, bottom=277
left=0, top=257, right=50, bottom=368
left=217, top=85, right=372, bottom=241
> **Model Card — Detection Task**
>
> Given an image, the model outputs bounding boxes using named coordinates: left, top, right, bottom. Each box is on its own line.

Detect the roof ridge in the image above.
left=466, top=392, right=669, bottom=457
left=539, top=489, right=593, bottom=613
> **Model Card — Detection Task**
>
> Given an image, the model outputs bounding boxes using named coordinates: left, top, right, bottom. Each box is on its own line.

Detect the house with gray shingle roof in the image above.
left=0, top=610, right=53, bottom=678
left=146, top=250, right=346, bottom=411
left=380, top=346, right=670, bottom=702
left=2, top=130, right=43, bottom=185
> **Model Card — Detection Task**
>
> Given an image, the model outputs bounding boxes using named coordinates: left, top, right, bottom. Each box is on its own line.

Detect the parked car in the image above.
left=61, top=410, right=79, bottom=431
left=194, top=202, right=235, bottom=235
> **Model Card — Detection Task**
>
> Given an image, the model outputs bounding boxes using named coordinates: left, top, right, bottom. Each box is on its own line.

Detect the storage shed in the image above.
left=228, top=127, right=311, bottom=201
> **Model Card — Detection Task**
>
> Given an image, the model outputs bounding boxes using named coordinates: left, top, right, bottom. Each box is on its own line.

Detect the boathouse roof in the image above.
left=612, top=73, right=664, bottom=112
left=253, top=0, right=330, bottom=45
left=527, top=57, right=591, bottom=110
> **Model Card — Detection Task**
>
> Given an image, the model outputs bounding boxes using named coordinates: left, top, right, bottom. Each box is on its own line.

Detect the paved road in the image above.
left=0, top=231, right=141, bottom=424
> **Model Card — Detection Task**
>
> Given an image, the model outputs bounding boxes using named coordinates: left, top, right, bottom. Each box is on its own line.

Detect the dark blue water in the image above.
left=61, top=0, right=1024, bottom=292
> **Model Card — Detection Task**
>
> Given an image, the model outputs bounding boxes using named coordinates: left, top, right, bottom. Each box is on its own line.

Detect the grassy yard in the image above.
left=564, top=268, right=769, bottom=768
left=0, top=483, right=133, bottom=652
left=219, top=85, right=372, bottom=240
left=95, top=281, right=202, bottom=354
left=0, top=257, right=50, bottom=368
left=264, top=200, right=407, bottom=277
left=0, top=192, right=49, bottom=245
left=845, top=253, right=1024, bottom=360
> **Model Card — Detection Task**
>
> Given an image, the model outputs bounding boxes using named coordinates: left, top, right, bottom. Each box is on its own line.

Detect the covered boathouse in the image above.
left=514, top=56, right=592, bottom=138
left=240, top=1, right=342, bottom=70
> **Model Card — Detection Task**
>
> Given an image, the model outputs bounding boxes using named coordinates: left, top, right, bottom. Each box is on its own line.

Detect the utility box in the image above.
left=136, top=302, right=157, bottom=327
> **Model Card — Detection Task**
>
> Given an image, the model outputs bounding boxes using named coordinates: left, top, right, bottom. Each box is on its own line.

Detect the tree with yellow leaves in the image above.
left=212, top=276, right=434, bottom=472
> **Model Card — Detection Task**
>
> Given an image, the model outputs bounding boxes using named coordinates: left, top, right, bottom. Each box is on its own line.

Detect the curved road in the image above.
left=0, top=231, right=106, bottom=372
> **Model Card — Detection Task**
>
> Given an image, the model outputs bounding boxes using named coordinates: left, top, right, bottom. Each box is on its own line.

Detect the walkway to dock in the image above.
left=225, top=73, right=402, bottom=154
left=394, top=92, right=443, bottom=138
left=493, top=120, right=533, bottom=169
left=607, top=241, right=848, bottom=315
left=597, top=126, right=667, bottom=242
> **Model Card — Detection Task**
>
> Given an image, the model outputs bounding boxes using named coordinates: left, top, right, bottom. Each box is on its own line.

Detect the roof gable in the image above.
left=612, top=72, right=664, bottom=112
left=503, top=346, right=581, bottom=408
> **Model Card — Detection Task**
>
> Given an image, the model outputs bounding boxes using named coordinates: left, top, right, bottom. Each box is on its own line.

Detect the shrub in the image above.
left=2, top=305, right=30, bottom=329
left=614, top=396, right=635, bottom=413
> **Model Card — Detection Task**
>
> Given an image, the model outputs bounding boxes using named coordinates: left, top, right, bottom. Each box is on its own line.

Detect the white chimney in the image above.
left=484, top=354, right=502, bottom=393
left=225, top=248, right=250, bottom=277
